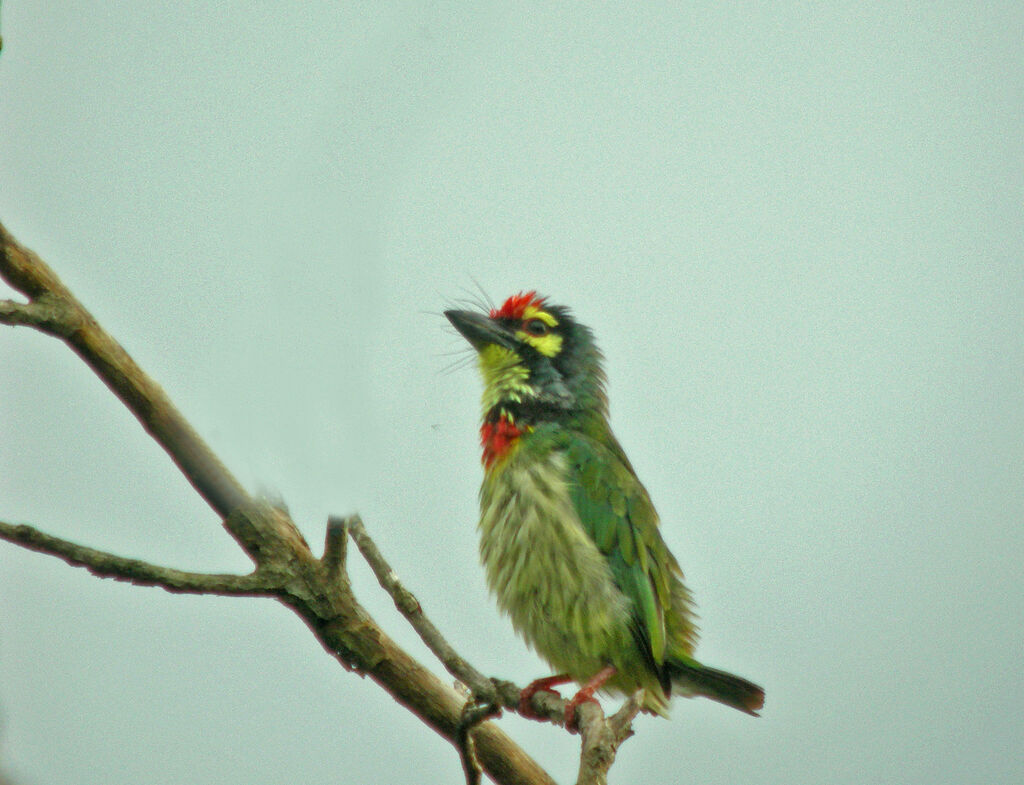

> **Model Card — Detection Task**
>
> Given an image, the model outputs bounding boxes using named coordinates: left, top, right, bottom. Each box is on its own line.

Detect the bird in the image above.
left=445, top=291, right=764, bottom=726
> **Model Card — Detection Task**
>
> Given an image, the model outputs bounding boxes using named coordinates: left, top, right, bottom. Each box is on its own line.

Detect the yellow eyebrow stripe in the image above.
left=521, top=305, right=558, bottom=327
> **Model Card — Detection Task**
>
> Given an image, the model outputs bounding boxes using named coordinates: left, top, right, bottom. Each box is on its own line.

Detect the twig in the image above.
left=575, top=692, right=644, bottom=785
left=343, top=511, right=636, bottom=785
left=0, top=293, right=72, bottom=331
left=322, top=516, right=349, bottom=579
left=345, top=514, right=497, bottom=703
left=457, top=699, right=504, bottom=785
left=0, top=519, right=282, bottom=596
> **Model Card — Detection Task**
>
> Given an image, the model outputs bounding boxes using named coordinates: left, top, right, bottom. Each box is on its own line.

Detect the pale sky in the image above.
left=1, top=3, right=1022, bottom=784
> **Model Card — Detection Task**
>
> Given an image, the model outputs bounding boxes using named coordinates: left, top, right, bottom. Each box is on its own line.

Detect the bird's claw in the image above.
left=562, top=665, right=617, bottom=733
left=563, top=692, right=600, bottom=733
left=518, top=674, right=572, bottom=718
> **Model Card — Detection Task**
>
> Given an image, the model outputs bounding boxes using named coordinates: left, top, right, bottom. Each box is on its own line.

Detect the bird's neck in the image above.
left=479, top=413, right=523, bottom=469
left=478, top=399, right=611, bottom=469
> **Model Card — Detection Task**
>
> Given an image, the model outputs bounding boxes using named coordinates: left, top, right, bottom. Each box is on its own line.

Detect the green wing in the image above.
left=562, top=430, right=676, bottom=670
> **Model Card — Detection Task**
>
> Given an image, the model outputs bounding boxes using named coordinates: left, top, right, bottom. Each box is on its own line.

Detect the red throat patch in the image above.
left=480, top=416, right=522, bottom=468
left=490, top=291, right=546, bottom=320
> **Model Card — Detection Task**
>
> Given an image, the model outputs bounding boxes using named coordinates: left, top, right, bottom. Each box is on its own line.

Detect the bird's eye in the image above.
left=523, top=319, right=549, bottom=336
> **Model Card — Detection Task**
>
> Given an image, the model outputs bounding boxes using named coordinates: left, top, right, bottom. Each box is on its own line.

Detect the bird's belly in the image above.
left=478, top=451, right=633, bottom=680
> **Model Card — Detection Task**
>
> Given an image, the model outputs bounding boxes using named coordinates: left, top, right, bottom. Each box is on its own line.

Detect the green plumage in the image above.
left=446, top=294, right=763, bottom=717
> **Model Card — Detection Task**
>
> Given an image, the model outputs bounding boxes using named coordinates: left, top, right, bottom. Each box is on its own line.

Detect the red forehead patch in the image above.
left=490, top=291, right=546, bottom=320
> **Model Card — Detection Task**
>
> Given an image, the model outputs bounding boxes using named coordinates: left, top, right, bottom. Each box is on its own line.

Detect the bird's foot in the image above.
left=564, top=665, right=617, bottom=733
left=518, top=674, right=572, bottom=718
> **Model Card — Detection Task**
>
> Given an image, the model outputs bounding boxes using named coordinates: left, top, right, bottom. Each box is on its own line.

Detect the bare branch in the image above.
left=457, top=698, right=504, bottom=785
left=0, top=519, right=281, bottom=595
left=346, top=514, right=498, bottom=702
left=322, top=515, right=349, bottom=579
left=606, top=693, right=643, bottom=742
left=0, top=294, right=72, bottom=331
left=344, top=513, right=628, bottom=785
left=0, top=221, right=251, bottom=520
left=0, top=222, right=559, bottom=785
left=575, top=692, right=644, bottom=785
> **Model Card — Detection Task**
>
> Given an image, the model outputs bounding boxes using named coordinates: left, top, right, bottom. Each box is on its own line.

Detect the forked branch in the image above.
left=1, top=221, right=640, bottom=785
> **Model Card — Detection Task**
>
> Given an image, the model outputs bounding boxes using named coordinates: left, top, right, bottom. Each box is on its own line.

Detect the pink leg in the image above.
left=564, top=665, right=617, bottom=732
left=518, top=673, right=573, bottom=717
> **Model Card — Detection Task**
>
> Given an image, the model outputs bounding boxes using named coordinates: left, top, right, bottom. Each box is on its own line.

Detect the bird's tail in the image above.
left=667, top=657, right=764, bottom=716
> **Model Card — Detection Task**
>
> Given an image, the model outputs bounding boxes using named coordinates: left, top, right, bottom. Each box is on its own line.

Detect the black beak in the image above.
left=445, top=310, right=516, bottom=351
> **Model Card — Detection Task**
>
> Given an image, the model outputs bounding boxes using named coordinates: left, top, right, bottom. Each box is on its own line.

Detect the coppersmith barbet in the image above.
left=446, top=291, right=764, bottom=723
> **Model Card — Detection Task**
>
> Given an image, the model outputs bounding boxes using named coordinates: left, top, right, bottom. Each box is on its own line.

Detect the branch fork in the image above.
left=1, top=221, right=641, bottom=785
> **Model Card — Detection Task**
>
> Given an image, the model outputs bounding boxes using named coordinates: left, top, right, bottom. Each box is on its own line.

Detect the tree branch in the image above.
left=0, top=221, right=251, bottom=520
left=342, top=514, right=574, bottom=722
left=0, top=519, right=282, bottom=595
left=322, top=515, right=349, bottom=579
left=344, top=514, right=497, bottom=702
left=3, top=221, right=644, bottom=783
left=575, top=693, right=644, bottom=785
left=343, top=512, right=642, bottom=785
left=344, top=513, right=511, bottom=785
left=458, top=698, right=505, bottom=785
left=0, top=221, right=557, bottom=785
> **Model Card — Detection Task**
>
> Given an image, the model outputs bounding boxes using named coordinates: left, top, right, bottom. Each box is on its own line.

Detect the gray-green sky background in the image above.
left=2, top=3, right=1021, bottom=783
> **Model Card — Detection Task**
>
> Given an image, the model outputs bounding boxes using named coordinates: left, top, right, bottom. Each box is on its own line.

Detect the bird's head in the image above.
left=445, top=291, right=607, bottom=427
